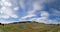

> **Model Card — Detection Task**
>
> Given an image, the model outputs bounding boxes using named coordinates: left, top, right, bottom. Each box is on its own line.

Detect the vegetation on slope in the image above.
left=0, top=21, right=60, bottom=32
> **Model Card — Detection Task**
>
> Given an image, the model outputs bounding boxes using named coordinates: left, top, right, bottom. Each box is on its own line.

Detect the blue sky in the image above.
left=0, top=0, right=60, bottom=24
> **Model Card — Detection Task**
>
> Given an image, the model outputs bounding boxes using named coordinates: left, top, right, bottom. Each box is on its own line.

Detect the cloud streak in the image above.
left=0, top=0, right=60, bottom=24
left=19, top=0, right=60, bottom=24
left=0, top=20, right=19, bottom=24
left=0, top=0, right=19, bottom=19
left=0, top=0, right=19, bottom=24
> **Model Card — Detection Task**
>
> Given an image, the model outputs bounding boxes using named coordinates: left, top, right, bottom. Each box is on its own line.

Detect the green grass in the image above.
left=0, top=22, right=60, bottom=32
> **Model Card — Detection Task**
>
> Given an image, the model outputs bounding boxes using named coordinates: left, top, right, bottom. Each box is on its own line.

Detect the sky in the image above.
left=0, top=0, right=60, bottom=24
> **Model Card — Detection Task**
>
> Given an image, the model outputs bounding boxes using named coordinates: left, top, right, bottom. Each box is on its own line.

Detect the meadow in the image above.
left=0, top=21, right=60, bottom=32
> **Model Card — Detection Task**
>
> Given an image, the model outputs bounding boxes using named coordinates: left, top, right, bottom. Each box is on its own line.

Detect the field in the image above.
left=0, top=21, right=60, bottom=32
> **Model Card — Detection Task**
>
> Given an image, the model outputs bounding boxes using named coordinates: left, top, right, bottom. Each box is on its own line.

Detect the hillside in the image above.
left=0, top=21, right=60, bottom=32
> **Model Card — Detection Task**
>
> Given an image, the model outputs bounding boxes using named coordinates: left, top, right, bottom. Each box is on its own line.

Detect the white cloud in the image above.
left=30, top=18, right=48, bottom=23
left=0, top=0, right=59, bottom=24
left=1, top=1, right=12, bottom=7
left=19, top=0, right=25, bottom=10
left=21, top=15, right=35, bottom=19
left=1, top=6, right=18, bottom=19
left=20, top=0, right=45, bottom=19
left=13, top=7, right=19, bottom=11
left=0, top=0, right=19, bottom=24
left=19, top=10, right=50, bottom=24
left=0, top=15, right=10, bottom=19
left=29, top=17, right=60, bottom=24
left=19, top=0, right=49, bottom=22
left=50, top=8, right=60, bottom=16
left=33, top=1, right=44, bottom=10
left=0, top=10, right=3, bottom=14
left=1, top=0, right=6, bottom=2
left=28, top=11, right=49, bottom=23
left=11, top=14, right=18, bottom=18
left=40, top=11, right=49, bottom=17
left=23, top=9, right=59, bottom=24
left=0, top=0, right=19, bottom=19
left=20, top=10, right=36, bottom=19
left=19, top=0, right=60, bottom=24
left=0, top=20, right=19, bottom=24
left=4, top=1, right=12, bottom=7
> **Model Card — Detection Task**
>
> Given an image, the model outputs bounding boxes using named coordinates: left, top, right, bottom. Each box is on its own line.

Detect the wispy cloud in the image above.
left=0, top=15, right=9, bottom=19
left=40, top=11, right=49, bottom=17
left=19, top=0, right=45, bottom=19
left=19, top=0, right=25, bottom=10
left=0, top=0, right=19, bottom=19
left=0, top=20, right=19, bottom=24
left=50, top=8, right=60, bottom=16
left=29, top=17, right=60, bottom=24
left=0, top=0, right=60, bottom=24
left=13, top=7, right=19, bottom=11
left=1, top=7, right=18, bottom=18
left=19, top=0, right=60, bottom=24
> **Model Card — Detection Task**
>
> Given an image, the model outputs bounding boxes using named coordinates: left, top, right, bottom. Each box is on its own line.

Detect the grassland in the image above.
left=0, top=21, right=60, bottom=32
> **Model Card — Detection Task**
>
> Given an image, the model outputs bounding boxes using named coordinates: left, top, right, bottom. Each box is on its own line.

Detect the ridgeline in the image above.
left=0, top=21, right=60, bottom=32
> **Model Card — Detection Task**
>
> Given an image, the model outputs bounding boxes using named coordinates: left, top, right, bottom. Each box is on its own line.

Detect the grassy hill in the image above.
left=0, top=21, right=60, bottom=32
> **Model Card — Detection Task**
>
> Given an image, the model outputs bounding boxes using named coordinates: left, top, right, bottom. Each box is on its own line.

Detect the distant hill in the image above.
left=0, top=21, right=60, bottom=32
